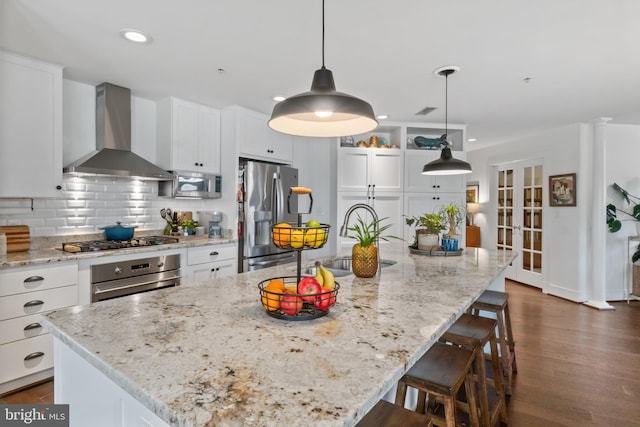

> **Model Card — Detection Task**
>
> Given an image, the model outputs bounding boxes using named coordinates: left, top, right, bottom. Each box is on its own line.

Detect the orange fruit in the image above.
left=272, top=223, right=292, bottom=247
left=261, top=279, right=285, bottom=311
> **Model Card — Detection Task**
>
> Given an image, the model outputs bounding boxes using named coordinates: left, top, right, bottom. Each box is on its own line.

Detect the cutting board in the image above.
left=0, top=225, right=30, bottom=253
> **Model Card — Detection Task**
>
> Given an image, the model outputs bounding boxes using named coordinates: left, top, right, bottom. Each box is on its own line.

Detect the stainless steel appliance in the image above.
left=90, top=254, right=181, bottom=302
left=158, top=170, right=222, bottom=199
left=238, top=159, right=298, bottom=272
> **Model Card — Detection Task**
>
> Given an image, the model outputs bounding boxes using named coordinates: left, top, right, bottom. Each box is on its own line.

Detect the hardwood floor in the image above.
left=2, top=280, right=639, bottom=426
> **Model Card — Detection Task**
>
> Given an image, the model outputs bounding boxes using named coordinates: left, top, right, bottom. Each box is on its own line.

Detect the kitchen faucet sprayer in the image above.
left=339, top=203, right=381, bottom=275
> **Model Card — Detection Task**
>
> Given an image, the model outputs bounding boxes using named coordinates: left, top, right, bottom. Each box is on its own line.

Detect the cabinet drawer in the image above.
left=187, top=244, right=235, bottom=265
left=0, top=285, right=78, bottom=321
left=0, top=262, right=78, bottom=297
left=0, top=312, right=50, bottom=345
left=0, top=334, right=53, bottom=384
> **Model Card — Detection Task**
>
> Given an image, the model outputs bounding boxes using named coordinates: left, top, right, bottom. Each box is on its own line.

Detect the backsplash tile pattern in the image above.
left=0, top=176, right=221, bottom=237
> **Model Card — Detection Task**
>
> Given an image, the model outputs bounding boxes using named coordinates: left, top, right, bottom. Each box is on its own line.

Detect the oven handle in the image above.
left=92, top=275, right=182, bottom=296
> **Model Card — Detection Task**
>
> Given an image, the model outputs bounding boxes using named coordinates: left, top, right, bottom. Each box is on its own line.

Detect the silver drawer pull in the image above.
left=210, top=251, right=219, bottom=256
left=24, top=276, right=45, bottom=283
left=23, top=300, right=44, bottom=308
left=24, top=323, right=42, bottom=331
left=24, top=352, right=44, bottom=361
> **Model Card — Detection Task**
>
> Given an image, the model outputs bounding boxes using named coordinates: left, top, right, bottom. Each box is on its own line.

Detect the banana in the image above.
left=320, top=264, right=335, bottom=290
left=314, top=261, right=325, bottom=286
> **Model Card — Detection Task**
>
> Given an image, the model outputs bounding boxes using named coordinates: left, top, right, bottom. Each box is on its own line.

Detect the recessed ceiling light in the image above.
left=467, top=138, right=477, bottom=142
left=376, top=114, right=388, bottom=120
left=273, top=96, right=286, bottom=102
left=120, top=29, right=152, bottom=44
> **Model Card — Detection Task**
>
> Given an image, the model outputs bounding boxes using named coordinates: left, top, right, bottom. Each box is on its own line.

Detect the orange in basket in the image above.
left=272, top=223, right=292, bottom=246
left=261, top=279, right=286, bottom=311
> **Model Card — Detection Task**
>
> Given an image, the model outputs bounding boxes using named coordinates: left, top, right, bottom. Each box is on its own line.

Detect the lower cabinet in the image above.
left=184, top=244, right=237, bottom=284
left=0, top=262, right=78, bottom=394
left=54, top=338, right=170, bottom=427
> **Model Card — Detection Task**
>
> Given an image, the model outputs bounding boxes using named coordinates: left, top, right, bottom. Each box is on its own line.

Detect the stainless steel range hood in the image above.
left=63, top=83, right=173, bottom=180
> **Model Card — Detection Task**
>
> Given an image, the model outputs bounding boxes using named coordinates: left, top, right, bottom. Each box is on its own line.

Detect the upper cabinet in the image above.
left=222, top=106, right=293, bottom=164
left=0, top=52, right=63, bottom=198
left=157, top=97, right=221, bottom=174
left=337, top=148, right=403, bottom=193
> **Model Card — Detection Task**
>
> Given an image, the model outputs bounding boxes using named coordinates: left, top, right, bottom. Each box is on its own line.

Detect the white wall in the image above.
left=467, top=124, right=588, bottom=301
left=605, top=124, right=640, bottom=300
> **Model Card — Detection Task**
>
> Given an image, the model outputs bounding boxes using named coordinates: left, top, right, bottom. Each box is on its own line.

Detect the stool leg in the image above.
left=495, top=309, right=513, bottom=395
left=443, top=397, right=457, bottom=427
left=416, top=390, right=427, bottom=414
left=474, top=346, right=491, bottom=427
left=504, top=302, right=517, bottom=374
left=395, top=378, right=408, bottom=407
left=490, top=337, right=508, bottom=424
left=463, top=368, right=480, bottom=427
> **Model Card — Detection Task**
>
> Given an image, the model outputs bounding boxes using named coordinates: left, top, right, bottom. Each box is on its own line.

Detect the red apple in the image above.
left=297, top=277, right=322, bottom=302
left=280, top=291, right=303, bottom=316
left=313, top=287, right=336, bottom=311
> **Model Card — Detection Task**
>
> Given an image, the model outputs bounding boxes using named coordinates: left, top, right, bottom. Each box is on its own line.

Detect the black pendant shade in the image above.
left=268, top=1, right=377, bottom=137
left=421, top=66, right=472, bottom=175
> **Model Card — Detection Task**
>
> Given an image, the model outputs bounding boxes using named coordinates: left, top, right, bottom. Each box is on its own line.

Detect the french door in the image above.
left=496, top=160, right=544, bottom=287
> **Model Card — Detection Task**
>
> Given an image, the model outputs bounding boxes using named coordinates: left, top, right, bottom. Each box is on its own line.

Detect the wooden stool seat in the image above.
left=396, top=342, right=479, bottom=427
left=442, top=314, right=507, bottom=427
left=471, top=290, right=517, bottom=395
left=356, top=400, right=433, bottom=427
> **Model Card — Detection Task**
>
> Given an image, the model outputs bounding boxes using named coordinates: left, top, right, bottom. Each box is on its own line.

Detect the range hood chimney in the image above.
left=63, top=83, right=173, bottom=180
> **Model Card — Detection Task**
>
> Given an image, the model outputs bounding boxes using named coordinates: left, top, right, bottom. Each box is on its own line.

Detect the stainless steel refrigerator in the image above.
left=238, top=160, right=299, bottom=272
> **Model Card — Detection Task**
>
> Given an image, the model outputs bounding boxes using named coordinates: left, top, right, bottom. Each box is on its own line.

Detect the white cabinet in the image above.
left=338, top=148, right=403, bottom=193
left=0, top=51, right=63, bottom=197
left=222, top=105, right=293, bottom=164
left=157, top=97, right=221, bottom=174
left=0, top=262, right=78, bottom=394
left=405, top=151, right=467, bottom=193
left=184, top=244, right=237, bottom=284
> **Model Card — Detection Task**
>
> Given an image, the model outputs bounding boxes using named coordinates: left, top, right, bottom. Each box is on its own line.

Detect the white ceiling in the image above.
left=2, top=0, right=640, bottom=150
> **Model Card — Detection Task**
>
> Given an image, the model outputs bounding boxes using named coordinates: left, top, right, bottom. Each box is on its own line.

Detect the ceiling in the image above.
left=2, top=0, right=640, bottom=150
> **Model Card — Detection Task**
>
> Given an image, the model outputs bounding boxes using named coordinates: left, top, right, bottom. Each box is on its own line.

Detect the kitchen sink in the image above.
left=301, top=257, right=397, bottom=277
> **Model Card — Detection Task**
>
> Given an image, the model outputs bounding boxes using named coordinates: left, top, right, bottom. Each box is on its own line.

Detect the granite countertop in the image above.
left=42, top=245, right=516, bottom=427
left=0, top=236, right=236, bottom=269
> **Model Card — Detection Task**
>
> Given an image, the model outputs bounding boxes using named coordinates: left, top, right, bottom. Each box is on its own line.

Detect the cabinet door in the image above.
left=371, top=151, right=403, bottom=192
left=172, top=99, right=200, bottom=170
left=0, top=52, right=63, bottom=197
left=237, top=108, right=292, bottom=163
left=190, top=260, right=237, bottom=283
left=370, top=193, right=404, bottom=245
left=267, top=128, right=293, bottom=163
left=197, top=106, right=221, bottom=174
left=337, top=149, right=370, bottom=192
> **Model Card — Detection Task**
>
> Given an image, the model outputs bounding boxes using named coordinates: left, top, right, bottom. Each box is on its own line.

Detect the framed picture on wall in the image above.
left=549, top=173, right=576, bottom=206
left=466, top=184, right=479, bottom=203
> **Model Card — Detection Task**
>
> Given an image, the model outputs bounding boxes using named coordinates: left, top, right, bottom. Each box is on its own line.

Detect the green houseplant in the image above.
left=180, top=219, right=199, bottom=236
left=347, top=214, right=397, bottom=278
left=440, top=203, right=466, bottom=238
left=607, top=183, right=640, bottom=262
left=405, top=213, right=446, bottom=249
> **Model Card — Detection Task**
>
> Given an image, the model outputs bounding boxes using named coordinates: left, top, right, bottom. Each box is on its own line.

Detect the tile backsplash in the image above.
left=0, top=176, right=226, bottom=237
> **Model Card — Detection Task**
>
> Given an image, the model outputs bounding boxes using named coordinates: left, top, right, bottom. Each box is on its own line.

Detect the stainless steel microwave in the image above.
left=158, top=171, right=221, bottom=199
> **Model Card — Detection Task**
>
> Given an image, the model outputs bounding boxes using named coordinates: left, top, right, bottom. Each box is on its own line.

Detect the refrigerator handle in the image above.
left=271, top=172, right=279, bottom=224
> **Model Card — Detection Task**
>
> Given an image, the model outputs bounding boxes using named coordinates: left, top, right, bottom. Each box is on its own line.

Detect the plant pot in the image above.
left=417, top=230, right=439, bottom=250
left=352, top=243, right=378, bottom=278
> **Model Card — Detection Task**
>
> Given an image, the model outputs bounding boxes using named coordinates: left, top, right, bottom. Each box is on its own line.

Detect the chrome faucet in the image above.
left=339, top=203, right=381, bottom=275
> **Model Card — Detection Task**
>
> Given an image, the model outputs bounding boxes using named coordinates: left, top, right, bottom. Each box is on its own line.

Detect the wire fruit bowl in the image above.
left=271, top=223, right=330, bottom=250
left=258, top=276, right=339, bottom=321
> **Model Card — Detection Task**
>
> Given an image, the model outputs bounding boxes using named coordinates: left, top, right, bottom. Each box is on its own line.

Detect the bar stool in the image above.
left=356, top=400, right=434, bottom=427
left=395, top=342, right=480, bottom=427
left=441, top=314, right=507, bottom=427
left=470, top=290, right=517, bottom=395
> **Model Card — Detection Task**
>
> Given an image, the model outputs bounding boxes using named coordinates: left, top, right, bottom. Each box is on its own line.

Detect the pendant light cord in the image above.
left=321, top=0, right=325, bottom=69
left=445, top=72, right=448, bottom=136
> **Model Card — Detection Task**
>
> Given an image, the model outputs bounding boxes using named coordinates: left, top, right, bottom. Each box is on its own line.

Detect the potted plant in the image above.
left=440, top=203, right=466, bottom=238
left=180, top=219, right=199, bottom=236
left=405, top=213, right=446, bottom=250
left=346, top=214, right=398, bottom=278
left=607, top=183, right=640, bottom=262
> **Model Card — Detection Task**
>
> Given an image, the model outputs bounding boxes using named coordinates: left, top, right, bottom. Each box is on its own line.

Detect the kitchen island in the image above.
left=42, top=245, right=515, bottom=427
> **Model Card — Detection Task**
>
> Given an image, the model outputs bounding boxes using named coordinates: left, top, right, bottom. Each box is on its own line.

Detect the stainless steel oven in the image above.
left=90, top=254, right=181, bottom=302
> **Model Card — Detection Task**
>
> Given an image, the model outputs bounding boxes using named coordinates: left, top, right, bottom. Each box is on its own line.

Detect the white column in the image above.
left=584, top=118, right=614, bottom=310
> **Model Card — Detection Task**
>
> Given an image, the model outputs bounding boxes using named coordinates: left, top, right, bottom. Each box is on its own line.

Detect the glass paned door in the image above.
left=496, top=161, right=544, bottom=287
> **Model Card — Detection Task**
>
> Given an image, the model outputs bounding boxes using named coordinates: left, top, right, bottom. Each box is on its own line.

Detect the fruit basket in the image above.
left=271, top=223, right=330, bottom=249
left=259, top=276, right=340, bottom=321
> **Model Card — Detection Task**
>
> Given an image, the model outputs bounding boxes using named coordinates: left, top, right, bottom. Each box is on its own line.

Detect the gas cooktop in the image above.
left=61, top=236, right=179, bottom=253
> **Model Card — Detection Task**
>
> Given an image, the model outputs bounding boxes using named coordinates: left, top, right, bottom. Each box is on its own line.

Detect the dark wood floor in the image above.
left=2, top=280, right=640, bottom=426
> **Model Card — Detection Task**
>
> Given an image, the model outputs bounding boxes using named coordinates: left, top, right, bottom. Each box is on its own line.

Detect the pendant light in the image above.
left=268, top=0, right=378, bottom=137
left=422, top=66, right=472, bottom=175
